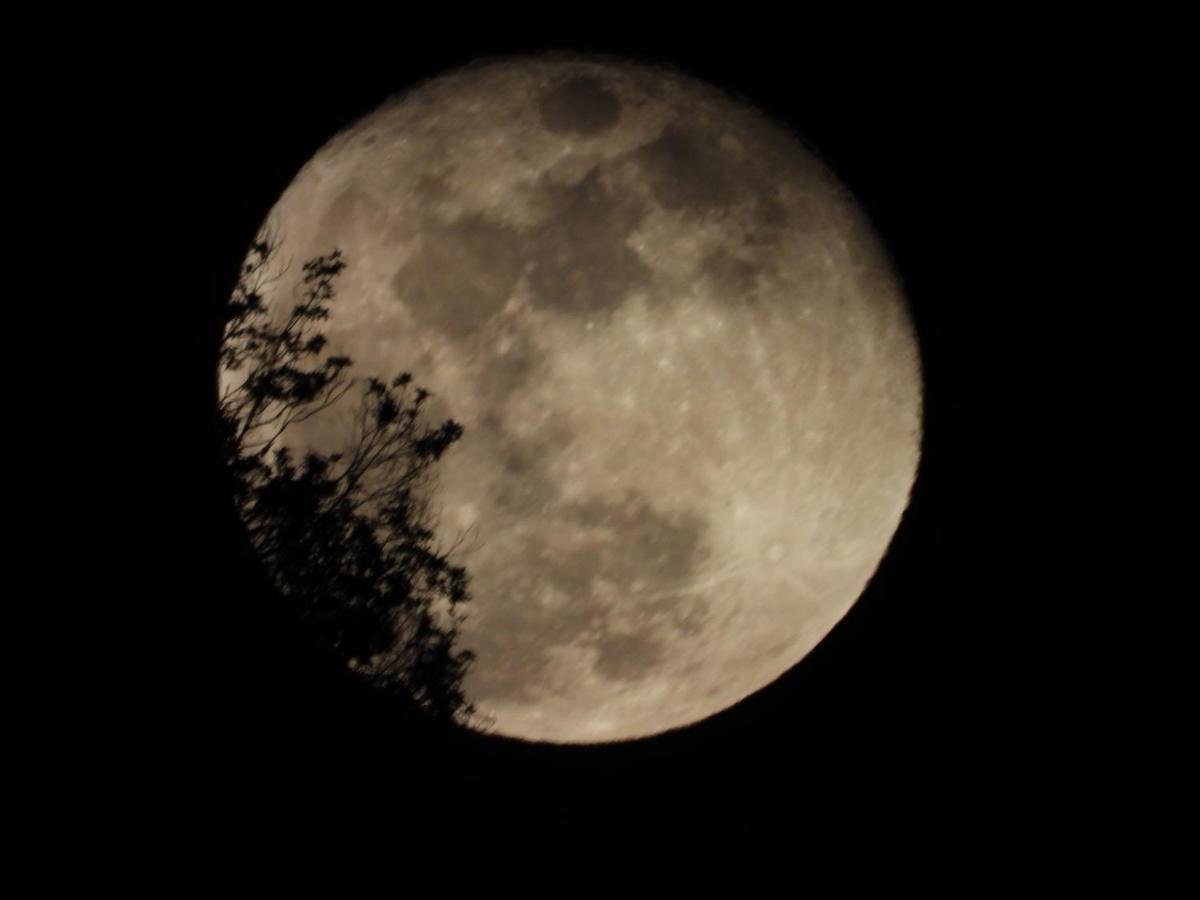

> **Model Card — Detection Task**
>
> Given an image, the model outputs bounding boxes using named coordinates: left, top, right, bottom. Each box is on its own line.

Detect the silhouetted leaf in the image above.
left=218, top=234, right=477, bottom=725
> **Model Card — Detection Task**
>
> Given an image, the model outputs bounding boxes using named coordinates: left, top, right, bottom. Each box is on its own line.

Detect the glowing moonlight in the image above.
left=227, top=57, right=922, bottom=743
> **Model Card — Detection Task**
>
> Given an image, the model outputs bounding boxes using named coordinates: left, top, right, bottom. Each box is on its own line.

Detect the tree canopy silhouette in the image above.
left=218, top=235, right=477, bottom=724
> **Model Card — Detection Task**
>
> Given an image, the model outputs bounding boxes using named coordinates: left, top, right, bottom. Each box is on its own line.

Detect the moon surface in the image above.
left=230, top=56, right=922, bottom=743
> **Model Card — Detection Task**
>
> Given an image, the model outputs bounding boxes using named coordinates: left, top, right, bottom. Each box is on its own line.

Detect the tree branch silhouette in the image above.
left=219, top=235, right=477, bottom=724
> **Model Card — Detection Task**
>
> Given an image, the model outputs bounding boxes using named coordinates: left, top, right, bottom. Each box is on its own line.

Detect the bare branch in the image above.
left=218, top=234, right=475, bottom=724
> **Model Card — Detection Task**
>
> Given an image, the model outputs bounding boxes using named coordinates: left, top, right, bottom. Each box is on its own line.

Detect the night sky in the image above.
left=148, top=23, right=1067, bottom=859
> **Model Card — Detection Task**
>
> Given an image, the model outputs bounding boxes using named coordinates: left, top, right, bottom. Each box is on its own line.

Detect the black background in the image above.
left=140, top=19, right=1077, bottom=860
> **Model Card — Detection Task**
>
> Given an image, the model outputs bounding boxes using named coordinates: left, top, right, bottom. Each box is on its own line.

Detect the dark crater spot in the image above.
left=391, top=215, right=524, bottom=340
left=701, top=247, right=760, bottom=306
left=478, top=411, right=504, bottom=435
left=501, top=438, right=545, bottom=478
left=478, top=330, right=542, bottom=410
left=538, top=76, right=622, bottom=137
left=633, top=124, right=794, bottom=241
left=492, top=347, right=537, bottom=395
left=321, top=187, right=370, bottom=238
left=492, top=464, right=561, bottom=518
left=413, top=172, right=453, bottom=205
left=762, top=191, right=790, bottom=226
left=468, top=490, right=712, bottom=701
left=564, top=492, right=705, bottom=590
left=634, top=124, right=745, bottom=212
left=594, top=631, right=666, bottom=682
left=491, top=415, right=572, bottom=516
left=526, top=170, right=651, bottom=318
left=396, top=170, right=651, bottom=338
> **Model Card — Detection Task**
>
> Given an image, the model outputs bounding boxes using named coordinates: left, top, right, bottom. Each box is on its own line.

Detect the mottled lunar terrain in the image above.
left=230, top=57, right=922, bottom=743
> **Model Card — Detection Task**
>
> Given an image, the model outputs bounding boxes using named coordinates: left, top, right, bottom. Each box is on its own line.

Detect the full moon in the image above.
left=227, top=56, right=922, bottom=743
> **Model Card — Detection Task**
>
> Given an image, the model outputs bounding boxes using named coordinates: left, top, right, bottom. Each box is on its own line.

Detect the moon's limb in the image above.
left=233, top=56, right=922, bottom=743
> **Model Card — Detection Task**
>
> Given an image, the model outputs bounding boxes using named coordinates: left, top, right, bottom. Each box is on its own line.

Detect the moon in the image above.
left=229, top=56, right=922, bottom=743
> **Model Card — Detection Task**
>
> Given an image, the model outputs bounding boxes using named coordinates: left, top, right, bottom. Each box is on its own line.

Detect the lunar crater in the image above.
left=538, top=75, right=622, bottom=137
